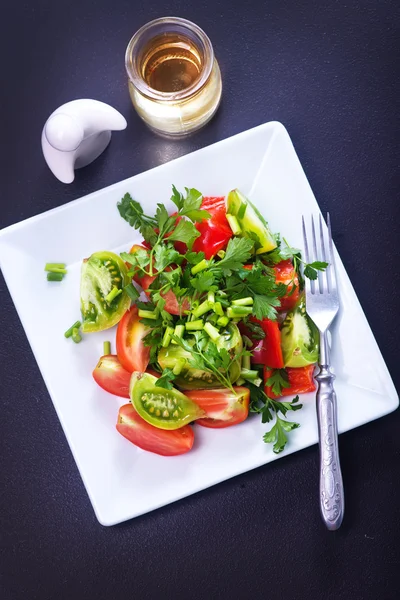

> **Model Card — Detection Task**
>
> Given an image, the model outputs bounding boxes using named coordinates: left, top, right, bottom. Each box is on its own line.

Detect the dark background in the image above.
left=1, top=1, right=399, bottom=599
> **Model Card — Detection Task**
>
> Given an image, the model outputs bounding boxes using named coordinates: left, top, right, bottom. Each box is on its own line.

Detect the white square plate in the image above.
left=0, top=122, right=398, bottom=526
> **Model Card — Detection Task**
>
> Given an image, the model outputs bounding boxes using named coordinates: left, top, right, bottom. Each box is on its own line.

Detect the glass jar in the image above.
left=125, top=17, right=222, bottom=137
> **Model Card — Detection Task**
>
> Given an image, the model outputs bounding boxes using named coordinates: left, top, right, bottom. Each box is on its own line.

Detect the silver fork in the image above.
left=302, top=214, right=344, bottom=531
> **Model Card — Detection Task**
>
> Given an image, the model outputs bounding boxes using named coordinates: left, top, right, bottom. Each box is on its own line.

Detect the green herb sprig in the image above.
left=248, top=381, right=303, bottom=453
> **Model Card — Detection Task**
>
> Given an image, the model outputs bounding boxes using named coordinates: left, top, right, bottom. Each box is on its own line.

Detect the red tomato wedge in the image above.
left=128, top=244, right=188, bottom=316
left=116, top=306, right=150, bottom=373
left=274, top=260, right=300, bottom=312
left=116, top=404, right=194, bottom=456
left=240, top=318, right=284, bottom=369
left=92, top=355, right=131, bottom=398
left=264, top=365, right=316, bottom=399
left=185, top=387, right=250, bottom=428
left=192, top=196, right=233, bottom=259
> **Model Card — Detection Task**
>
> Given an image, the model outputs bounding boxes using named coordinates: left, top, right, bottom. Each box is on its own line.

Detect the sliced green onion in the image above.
left=45, top=263, right=66, bottom=270
left=214, top=302, right=224, bottom=316
left=240, top=369, right=259, bottom=385
left=171, top=324, right=185, bottom=344
left=206, top=313, right=218, bottom=326
left=185, top=320, right=204, bottom=331
left=64, top=320, right=82, bottom=338
left=218, top=298, right=230, bottom=308
left=242, top=354, right=251, bottom=370
left=105, top=286, right=122, bottom=303
left=227, top=306, right=253, bottom=319
left=162, top=326, right=174, bottom=348
left=207, top=291, right=215, bottom=304
left=232, top=297, right=254, bottom=307
left=172, top=358, right=186, bottom=376
left=235, top=377, right=246, bottom=386
left=45, top=267, right=67, bottom=274
left=192, top=300, right=212, bottom=319
left=72, top=328, right=82, bottom=344
left=204, top=322, right=220, bottom=342
left=226, top=214, right=242, bottom=235
left=175, top=324, right=185, bottom=337
left=47, top=272, right=64, bottom=282
left=138, top=308, right=158, bottom=320
left=103, top=341, right=111, bottom=355
left=191, top=259, right=209, bottom=275
left=217, top=250, right=226, bottom=259
left=123, top=282, right=140, bottom=302
left=45, top=263, right=67, bottom=275
left=216, top=315, right=229, bottom=327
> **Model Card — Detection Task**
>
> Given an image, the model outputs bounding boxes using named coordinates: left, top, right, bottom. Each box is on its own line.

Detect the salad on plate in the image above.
left=74, top=186, right=326, bottom=456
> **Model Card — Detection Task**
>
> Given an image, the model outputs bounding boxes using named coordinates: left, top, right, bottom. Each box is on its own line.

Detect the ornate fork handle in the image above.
left=315, top=359, right=344, bottom=530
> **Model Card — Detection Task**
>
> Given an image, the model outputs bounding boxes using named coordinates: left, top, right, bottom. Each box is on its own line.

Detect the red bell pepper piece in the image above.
left=192, top=196, right=233, bottom=259
left=264, top=365, right=316, bottom=398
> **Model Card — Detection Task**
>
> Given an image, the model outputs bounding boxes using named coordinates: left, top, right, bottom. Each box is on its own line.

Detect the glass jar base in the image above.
left=140, top=96, right=222, bottom=139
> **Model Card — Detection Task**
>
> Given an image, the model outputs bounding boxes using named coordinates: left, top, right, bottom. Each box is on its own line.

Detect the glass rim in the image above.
left=125, top=16, right=214, bottom=102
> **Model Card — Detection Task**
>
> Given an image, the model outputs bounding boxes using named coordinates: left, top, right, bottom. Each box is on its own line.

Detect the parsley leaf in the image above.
left=253, top=295, right=281, bottom=320
left=171, top=185, right=185, bottom=211
left=190, top=271, right=215, bottom=293
left=170, top=186, right=210, bottom=222
left=179, top=188, right=210, bottom=222
left=155, top=368, right=176, bottom=390
left=265, top=369, right=291, bottom=396
left=155, top=203, right=171, bottom=232
left=227, top=263, right=284, bottom=321
left=210, top=237, right=254, bottom=275
left=117, top=194, right=158, bottom=245
left=160, top=267, right=182, bottom=290
left=153, top=244, right=180, bottom=272
left=279, top=244, right=302, bottom=261
left=186, top=251, right=205, bottom=265
left=263, top=416, right=300, bottom=454
left=303, top=261, right=329, bottom=280
left=168, top=219, right=200, bottom=247
left=121, top=248, right=150, bottom=271
left=247, top=382, right=302, bottom=453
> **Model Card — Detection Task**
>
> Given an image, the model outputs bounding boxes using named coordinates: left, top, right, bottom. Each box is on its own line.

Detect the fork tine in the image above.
left=319, top=214, right=331, bottom=293
left=327, top=213, right=337, bottom=293
left=302, top=216, right=315, bottom=294
left=311, top=215, right=323, bottom=293
left=302, top=215, right=310, bottom=263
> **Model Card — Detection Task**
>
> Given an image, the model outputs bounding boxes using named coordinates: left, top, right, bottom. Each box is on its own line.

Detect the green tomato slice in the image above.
left=280, top=296, right=319, bottom=367
left=80, top=251, right=131, bottom=333
left=129, top=372, right=205, bottom=430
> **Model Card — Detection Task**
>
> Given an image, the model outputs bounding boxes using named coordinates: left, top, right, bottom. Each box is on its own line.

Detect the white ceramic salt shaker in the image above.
left=41, top=99, right=127, bottom=183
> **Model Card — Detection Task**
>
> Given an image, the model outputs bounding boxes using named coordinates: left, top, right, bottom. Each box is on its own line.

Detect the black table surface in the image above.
left=1, top=1, right=399, bottom=599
